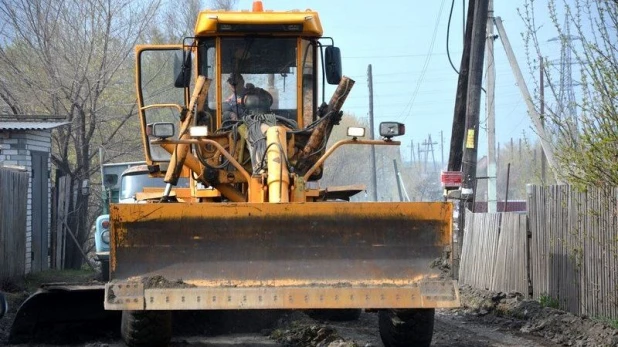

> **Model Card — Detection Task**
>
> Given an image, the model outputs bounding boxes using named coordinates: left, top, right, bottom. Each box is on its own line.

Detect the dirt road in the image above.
left=2, top=309, right=565, bottom=347
left=2, top=279, right=616, bottom=346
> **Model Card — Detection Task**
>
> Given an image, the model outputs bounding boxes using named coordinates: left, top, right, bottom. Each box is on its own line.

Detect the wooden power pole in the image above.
left=486, top=0, right=497, bottom=213
left=461, top=0, right=489, bottom=205
left=452, top=0, right=490, bottom=279
left=494, top=17, right=561, bottom=183
left=448, top=0, right=476, bottom=172
left=368, top=64, right=378, bottom=201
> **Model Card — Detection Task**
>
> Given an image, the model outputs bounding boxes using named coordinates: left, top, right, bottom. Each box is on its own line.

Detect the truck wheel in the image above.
left=378, top=309, right=435, bottom=347
left=121, top=310, right=172, bottom=347
left=306, top=309, right=362, bottom=321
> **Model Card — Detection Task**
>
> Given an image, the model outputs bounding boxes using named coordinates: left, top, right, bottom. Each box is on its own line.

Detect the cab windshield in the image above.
left=218, top=37, right=298, bottom=122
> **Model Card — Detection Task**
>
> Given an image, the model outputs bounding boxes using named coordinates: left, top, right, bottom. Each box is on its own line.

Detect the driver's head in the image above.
left=227, top=73, right=244, bottom=87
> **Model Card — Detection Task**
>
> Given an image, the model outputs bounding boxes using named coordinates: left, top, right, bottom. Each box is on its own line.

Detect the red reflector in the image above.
left=441, top=171, right=463, bottom=188
left=102, top=220, right=110, bottom=229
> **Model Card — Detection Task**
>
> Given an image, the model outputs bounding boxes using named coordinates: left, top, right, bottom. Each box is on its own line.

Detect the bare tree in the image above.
left=208, top=0, right=238, bottom=10
left=520, top=0, right=618, bottom=186
left=0, top=0, right=161, bottom=268
left=156, top=0, right=237, bottom=44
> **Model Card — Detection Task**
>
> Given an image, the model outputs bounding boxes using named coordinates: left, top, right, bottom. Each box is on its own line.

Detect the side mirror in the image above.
left=325, top=46, right=342, bottom=85
left=379, top=122, right=405, bottom=139
left=174, top=51, right=192, bottom=88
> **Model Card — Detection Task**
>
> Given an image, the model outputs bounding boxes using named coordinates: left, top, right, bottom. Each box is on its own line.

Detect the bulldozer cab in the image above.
left=135, top=8, right=341, bottom=174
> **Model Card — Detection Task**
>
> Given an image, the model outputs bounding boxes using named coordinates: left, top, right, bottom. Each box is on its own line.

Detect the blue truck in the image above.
left=96, top=162, right=190, bottom=280
left=96, top=161, right=144, bottom=280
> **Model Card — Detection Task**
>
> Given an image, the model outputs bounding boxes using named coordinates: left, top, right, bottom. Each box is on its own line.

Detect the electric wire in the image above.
left=446, top=0, right=460, bottom=74
left=400, top=0, right=447, bottom=124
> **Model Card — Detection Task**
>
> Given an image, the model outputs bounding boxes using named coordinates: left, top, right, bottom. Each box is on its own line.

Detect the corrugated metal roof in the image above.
left=0, top=121, right=70, bottom=130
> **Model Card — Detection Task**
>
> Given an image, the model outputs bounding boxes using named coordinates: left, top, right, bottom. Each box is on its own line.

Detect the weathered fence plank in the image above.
left=0, top=168, right=28, bottom=281
left=459, top=210, right=528, bottom=292
left=527, top=185, right=618, bottom=320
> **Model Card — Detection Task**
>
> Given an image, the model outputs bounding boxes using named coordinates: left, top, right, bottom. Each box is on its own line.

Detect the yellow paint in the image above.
left=266, top=126, right=290, bottom=202
left=105, top=281, right=460, bottom=310
left=194, top=11, right=323, bottom=37
left=466, top=128, right=475, bottom=149
left=110, top=201, right=453, bottom=248
left=134, top=44, right=184, bottom=168
left=112, top=201, right=452, bottom=223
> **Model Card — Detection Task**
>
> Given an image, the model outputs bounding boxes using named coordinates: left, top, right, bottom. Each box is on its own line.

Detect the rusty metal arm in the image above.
left=140, top=104, right=184, bottom=113
left=152, top=138, right=251, bottom=183
left=164, top=76, right=209, bottom=187
left=302, top=139, right=401, bottom=182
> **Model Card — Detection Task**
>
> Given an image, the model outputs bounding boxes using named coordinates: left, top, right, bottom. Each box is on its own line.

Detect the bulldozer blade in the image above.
left=109, top=202, right=456, bottom=309
left=8, top=284, right=120, bottom=344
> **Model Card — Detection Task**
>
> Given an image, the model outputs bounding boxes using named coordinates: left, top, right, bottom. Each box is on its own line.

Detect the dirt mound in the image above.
left=457, top=285, right=618, bottom=347
left=270, top=311, right=359, bottom=347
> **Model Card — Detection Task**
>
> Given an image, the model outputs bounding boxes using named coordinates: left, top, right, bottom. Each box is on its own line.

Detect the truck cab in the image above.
left=95, top=163, right=188, bottom=280
left=95, top=161, right=144, bottom=280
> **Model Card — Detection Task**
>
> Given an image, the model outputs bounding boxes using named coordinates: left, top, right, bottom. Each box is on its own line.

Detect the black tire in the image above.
left=306, top=309, right=362, bottom=321
left=121, top=310, right=172, bottom=347
left=379, top=309, right=435, bottom=347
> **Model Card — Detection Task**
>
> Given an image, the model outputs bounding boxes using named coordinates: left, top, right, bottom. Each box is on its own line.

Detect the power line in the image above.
left=345, top=52, right=452, bottom=59
left=446, top=0, right=460, bottom=74
left=400, top=0, right=448, bottom=124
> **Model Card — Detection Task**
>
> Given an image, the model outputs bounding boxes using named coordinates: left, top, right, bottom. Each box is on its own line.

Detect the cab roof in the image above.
left=194, top=4, right=323, bottom=37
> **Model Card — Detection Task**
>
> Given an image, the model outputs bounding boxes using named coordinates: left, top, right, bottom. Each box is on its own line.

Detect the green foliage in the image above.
left=593, top=317, right=618, bottom=330
left=476, top=136, right=555, bottom=201
left=520, top=0, right=618, bottom=186
left=538, top=293, right=560, bottom=309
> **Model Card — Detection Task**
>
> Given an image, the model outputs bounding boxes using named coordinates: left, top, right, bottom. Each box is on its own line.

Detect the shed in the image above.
left=0, top=116, right=68, bottom=274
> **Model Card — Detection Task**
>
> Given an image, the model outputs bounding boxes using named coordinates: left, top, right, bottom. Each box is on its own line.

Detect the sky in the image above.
left=235, top=0, right=564, bottom=166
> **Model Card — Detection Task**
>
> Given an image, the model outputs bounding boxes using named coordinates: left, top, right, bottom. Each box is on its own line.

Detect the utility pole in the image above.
left=453, top=0, right=490, bottom=279
left=420, top=135, right=438, bottom=173
left=461, top=0, right=489, bottom=204
left=393, top=160, right=404, bottom=202
left=494, top=16, right=561, bottom=183
left=428, top=134, right=437, bottom=173
left=486, top=0, right=497, bottom=213
left=440, top=130, right=444, bottom=169
left=368, top=64, right=378, bottom=201
left=539, top=57, right=546, bottom=183
left=448, top=0, right=476, bottom=172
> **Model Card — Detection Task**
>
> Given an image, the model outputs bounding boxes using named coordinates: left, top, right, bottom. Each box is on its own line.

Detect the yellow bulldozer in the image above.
left=10, top=2, right=459, bottom=346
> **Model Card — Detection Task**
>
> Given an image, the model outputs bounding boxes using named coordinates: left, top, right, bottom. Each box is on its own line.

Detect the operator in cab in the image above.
left=223, top=73, right=251, bottom=122
left=222, top=72, right=274, bottom=122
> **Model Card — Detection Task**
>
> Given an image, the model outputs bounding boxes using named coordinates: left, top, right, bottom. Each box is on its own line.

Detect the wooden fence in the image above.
left=0, top=167, right=28, bottom=281
left=459, top=211, right=528, bottom=294
left=460, top=185, right=618, bottom=320
left=528, top=185, right=618, bottom=320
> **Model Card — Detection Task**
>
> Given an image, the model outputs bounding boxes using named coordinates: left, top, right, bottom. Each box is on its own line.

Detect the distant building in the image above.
left=0, top=115, right=68, bottom=274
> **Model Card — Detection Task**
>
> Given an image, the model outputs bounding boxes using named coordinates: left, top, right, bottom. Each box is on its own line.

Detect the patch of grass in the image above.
left=593, top=316, right=618, bottom=330
left=538, top=293, right=560, bottom=309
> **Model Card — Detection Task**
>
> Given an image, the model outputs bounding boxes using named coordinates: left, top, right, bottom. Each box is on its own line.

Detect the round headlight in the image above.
left=101, top=230, right=110, bottom=244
